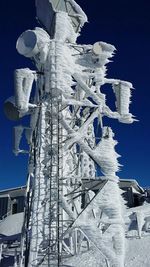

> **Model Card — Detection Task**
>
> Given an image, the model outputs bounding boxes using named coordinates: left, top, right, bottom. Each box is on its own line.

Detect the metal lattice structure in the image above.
left=4, top=1, right=136, bottom=266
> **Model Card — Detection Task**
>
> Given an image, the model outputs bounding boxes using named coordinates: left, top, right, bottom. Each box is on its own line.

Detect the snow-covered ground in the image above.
left=63, top=202, right=150, bottom=267
left=125, top=235, right=150, bottom=267
left=0, top=203, right=150, bottom=266
left=63, top=232, right=150, bottom=267
left=0, top=212, right=24, bottom=236
left=124, top=203, right=150, bottom=267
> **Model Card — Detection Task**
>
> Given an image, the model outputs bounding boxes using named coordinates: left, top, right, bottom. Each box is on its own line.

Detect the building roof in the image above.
left=119, top=179, right=144, bottom=194
left=0, top=178, right=144, bottom=197
left=82, top=177, right=144, bottom=194
left=0, top=186, right=26, bottom=197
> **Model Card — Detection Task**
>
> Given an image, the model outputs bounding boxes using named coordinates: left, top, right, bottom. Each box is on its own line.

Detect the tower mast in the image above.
left=4, top=1, right=136, bottom=266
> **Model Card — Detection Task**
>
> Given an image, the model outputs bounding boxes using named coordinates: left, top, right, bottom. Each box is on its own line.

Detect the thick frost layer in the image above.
left=11, top=1, right=137, bottom=266
left=55, top=12, right=78, bottom=43
left=13, top=125, right=24, bottom=155
left=16, top=27, right=50, bottom=61
left=68, top=0, right=88, bottom=26
left=94, top=127, right=121, bottom=176
left=0, top=213, right=24, bottom=236
left=113, top=81, right=134, bottom=123
left=70, top=180, right=126, bottom=267
left=14, top=68, right=35, bottom=113
left=92, top=41, right=116, bottom=66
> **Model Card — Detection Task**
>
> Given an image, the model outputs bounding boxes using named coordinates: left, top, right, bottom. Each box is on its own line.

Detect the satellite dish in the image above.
left=4, top=97, right=20, bottom=121
left=35, top=0, right=87, bottom=37
left=16, top=28, right=50, bottom=58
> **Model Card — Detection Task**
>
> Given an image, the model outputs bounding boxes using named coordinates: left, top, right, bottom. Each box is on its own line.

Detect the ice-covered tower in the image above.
left=4, top=1, right=136, bottom=266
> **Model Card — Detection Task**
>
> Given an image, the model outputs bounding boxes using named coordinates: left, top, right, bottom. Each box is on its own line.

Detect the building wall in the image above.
left=0, top=188, right=26, bottom=220
left=0, top=197, right=9, bottom=220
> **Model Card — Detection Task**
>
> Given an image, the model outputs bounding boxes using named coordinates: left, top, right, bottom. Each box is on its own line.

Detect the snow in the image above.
left=92, top=41, right=116, bottom=67
left=7, top=0, right=143, bottom=266
left=16, top=27, right=50, bottom=60
left=68, top=0, right=88, bottom=26
left=62, top=202, right=150, bottom=267
left=94, top=127, right=121, bottom=176
left=13, top=125, right=24, bottom=155
left=0, top=213, right=24, bottom=236
left=14, top=68, right=35, bottom=113
left=63, top=234, right=150, bottom=267
left=13, top=125, right=30, bottom=155
left=2, top=204, right=150, bottom=267
left=125, top=203, right=150, bottom=266
left=112, top=81, right=134, bottom=123
left=63, top=178, right=126, bottom=267
left=55, top=12, right=78, bottom=42
left=125, top=235, right=150, bottom=267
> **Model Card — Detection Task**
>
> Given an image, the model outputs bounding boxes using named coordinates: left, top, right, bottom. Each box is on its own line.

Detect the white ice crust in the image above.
left=11, top=2, right=138, bottom=267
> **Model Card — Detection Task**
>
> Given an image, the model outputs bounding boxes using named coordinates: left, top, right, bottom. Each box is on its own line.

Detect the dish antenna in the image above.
left=35, top=0, right=87, bottom=37
left=4, top=97, right=20, bottom=121
left=16, top=28, right=50, bottom=58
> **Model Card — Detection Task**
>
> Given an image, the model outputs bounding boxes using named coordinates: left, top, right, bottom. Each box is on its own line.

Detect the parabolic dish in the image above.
left=4, top=97, right=20, bottom=121
left=35, top=0, right=87, bottom=37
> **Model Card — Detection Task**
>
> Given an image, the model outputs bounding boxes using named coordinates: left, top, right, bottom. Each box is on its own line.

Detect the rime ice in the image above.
left=3, top=1, right=141, bottom=267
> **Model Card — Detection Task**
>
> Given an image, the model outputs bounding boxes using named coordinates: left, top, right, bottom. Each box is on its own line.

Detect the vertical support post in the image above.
left=0, top=244, right=3, bottom=262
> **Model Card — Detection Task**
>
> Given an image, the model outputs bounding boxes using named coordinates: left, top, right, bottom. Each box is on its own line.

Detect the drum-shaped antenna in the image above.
left=16, top=28, right=50, bottom=58
left=92, top=42, right=103, bottom=56
left=16, top=30, right=38, bottom=58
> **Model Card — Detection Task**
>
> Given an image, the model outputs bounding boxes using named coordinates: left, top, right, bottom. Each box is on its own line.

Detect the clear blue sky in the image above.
left=0, top=0, right=150, bottom=190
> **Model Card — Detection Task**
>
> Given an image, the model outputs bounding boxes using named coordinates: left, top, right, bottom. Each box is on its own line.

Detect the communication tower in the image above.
left=4, top=1, right=135, bottom=266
